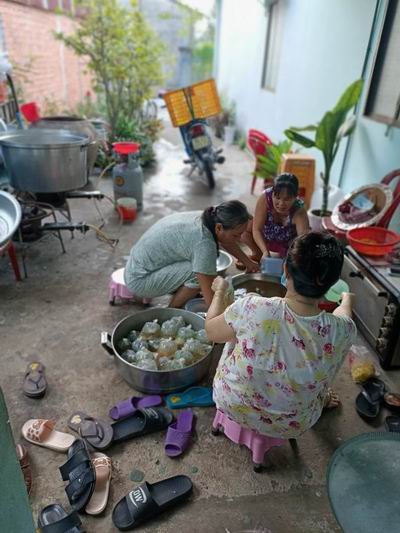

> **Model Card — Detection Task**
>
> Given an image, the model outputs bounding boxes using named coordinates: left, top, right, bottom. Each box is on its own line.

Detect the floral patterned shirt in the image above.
left=213, top=295, right=357, bottom=439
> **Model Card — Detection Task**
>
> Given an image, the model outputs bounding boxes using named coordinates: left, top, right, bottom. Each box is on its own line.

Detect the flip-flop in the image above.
left=166, top=387, right=215, bottom=409
left=85, top=453, right=112, bottom=516
left=385, top=415, right=400, bottom=433
left=68, top=411, right=113, bottom=451
left=165, top=410, right=194, bottom=457
left=59, top=439, right=96, bottom=512
left=362, top=378, right=386, bottom=402
left=112, top=475, right=193, bottom=531
left=37, top=504, right=86, bottom=532
left=22, top=419, right=76, bottom=452
left=355, top=390, right=380, bottom=419
left=383, top=392, right=400, bottom=413
left=109, top=395, right=163, bottom=421
left=23, top=362, right=47, bottom=398
left=111, top=407, right=174, bottom=444
left=16, top=443, right=32, bottom=495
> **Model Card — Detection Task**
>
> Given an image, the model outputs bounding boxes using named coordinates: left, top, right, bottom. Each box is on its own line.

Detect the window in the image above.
left=261, top=1, right=283, bottom=91
left=365, top=0, right=400, bottom=128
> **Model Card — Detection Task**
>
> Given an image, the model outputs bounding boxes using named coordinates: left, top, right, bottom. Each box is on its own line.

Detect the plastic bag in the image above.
left=161, top=319, right=180, bottom=338
left=118, top=337, right=131, bottom=352
left=131, top=338, right=149, bottom=352
left=121, top=349, right=136, bottom=363
left=136, top=358, right=158, bottom=371
left=174, top=349, right=193, bottom=365
left=158, top=338, right=178, bottom=357
left=157, top=356, right=171, bottom=371
left=196, top=329, right=210, bottom=344
left=348, top=350, right=376, bottom=383
left=176, top=325, right=195, bottom=346
left=140, top=320, right=161, bottom=339
left=168, top=358, right=186, bottom=370
left=148, top=339, right=161, bottom=352
left=127, top=330, right=138, bottom=343
left=135, top=348, right=155, bottom=363
left=183, top=338, right=211, bottom=357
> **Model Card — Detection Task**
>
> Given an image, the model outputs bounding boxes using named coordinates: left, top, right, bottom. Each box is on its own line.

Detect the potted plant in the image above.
left=255, top=139, right=293, bottom=186
left=284, top=79, right=364, bottom=230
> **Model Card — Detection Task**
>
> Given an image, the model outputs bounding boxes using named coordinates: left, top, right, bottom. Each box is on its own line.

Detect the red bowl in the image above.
left=112, top=142, right=140, bottom=155
left=347, top=226, right=400, bottom=256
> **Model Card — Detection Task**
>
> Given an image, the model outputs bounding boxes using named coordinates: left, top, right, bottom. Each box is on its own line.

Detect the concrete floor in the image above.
left=1, top=121, right=399, bottom=533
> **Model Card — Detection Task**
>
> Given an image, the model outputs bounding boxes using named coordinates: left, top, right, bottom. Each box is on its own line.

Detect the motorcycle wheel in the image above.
left=203, top=158, right=215, bottom=189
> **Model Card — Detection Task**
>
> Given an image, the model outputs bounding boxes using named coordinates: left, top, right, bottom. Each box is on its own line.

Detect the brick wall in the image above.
left=0, top=0, right=92, bottom=114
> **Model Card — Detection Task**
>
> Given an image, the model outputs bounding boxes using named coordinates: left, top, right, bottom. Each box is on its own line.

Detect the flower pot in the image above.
left=308, top=208, right=332, bottom=231
left=224, top=125, right=236, bottom=145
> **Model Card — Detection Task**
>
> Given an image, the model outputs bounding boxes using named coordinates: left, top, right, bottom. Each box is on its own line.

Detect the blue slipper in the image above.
left=166, top=387, right=215, bottom=409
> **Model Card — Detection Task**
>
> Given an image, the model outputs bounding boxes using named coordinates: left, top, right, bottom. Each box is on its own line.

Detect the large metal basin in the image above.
left=0, top=129, right=90, bottom=193
left=101, top=308, right=214, bottom=394
left=232, top=272, right=286, bottom=297
left=0, top=191, right=21, bottom=247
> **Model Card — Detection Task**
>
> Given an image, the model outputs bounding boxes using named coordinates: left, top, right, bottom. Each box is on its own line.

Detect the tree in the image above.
left=56, top=0, right=164, bottom=135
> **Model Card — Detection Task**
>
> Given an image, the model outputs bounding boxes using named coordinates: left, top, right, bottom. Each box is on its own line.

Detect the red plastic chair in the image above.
left=247, top=129, right=273, bottom=194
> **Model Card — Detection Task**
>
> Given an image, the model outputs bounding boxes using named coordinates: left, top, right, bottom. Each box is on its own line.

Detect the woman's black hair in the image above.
left=286, top=231, right=344, bottom=298
left=202, top=200, right=251, bottom=252
left=273, top=173, right=299, bottom=197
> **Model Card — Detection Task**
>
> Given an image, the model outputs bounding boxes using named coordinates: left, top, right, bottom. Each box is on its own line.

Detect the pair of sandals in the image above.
left=355, top=377, right=400, bottom=431
left=38, top=439, right=112, bottom=532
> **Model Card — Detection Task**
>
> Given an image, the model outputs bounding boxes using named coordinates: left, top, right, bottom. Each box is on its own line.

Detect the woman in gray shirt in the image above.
left=124, top=201, right=252, bottom=308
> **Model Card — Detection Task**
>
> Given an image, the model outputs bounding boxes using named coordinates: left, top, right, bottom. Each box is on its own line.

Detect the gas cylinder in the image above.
left=112, top=142, right=143, bottom=210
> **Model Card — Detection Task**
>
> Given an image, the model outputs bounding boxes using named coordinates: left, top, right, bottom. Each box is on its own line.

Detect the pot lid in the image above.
left=0, top=129, right=90, bottom=148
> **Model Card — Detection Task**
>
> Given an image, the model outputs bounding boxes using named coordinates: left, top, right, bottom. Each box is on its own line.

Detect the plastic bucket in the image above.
left=117, top=197, right=137, bottom=222
left=260, top=257, right=284, bottom=276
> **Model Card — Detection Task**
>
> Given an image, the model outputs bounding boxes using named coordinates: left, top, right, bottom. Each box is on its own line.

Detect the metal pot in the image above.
left=31, top=116, right=98, bottom=176
left=232, top=273, right=286, bottom=298
left=101, top=308, right=214, bottom=393
left=0, top=129, right=90, bottom=193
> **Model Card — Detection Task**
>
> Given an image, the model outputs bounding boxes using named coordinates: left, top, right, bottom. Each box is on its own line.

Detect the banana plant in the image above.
left=255, top=139, right=293, bottom=183
left=285, top=79, right=364, bottom=216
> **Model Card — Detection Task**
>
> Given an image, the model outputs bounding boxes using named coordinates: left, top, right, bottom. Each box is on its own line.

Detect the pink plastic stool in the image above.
left=109, top=268, right=151, bottom=305
left=212, top=409, right=292, bottom=472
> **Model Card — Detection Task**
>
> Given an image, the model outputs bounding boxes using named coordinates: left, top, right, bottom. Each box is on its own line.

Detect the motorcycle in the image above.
left=179, top=118, right=225, bottom=189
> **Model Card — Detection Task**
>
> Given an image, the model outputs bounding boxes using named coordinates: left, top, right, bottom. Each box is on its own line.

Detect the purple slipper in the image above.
left=165, top=409, right=194, bottom=457
left=109, top=395, right=163, bottom=420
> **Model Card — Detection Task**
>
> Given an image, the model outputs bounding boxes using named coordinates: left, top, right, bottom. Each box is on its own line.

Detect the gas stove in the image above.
left=342, top=246, right=400, bottom=369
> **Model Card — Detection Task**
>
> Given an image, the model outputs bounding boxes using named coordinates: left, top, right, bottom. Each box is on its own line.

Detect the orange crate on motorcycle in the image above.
left=164, top=79, right=222, bottom=127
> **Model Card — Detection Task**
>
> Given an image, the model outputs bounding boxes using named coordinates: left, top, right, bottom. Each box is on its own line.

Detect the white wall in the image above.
left=216, top=0, right=377, bottom=185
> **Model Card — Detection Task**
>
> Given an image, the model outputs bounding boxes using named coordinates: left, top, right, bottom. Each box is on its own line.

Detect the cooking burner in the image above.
left=19, top=203, right=49, bottom=242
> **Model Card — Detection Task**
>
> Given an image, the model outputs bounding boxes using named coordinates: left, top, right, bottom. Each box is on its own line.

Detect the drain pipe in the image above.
left=338, top=0, right=383, bottom=188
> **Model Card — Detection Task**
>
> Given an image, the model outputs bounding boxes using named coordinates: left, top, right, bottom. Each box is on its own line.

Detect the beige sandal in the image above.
left=21, top=419, right=75, bottom=452
left=323, top=388, right=341, bottom=410
left=85, top=453, right=112, bottom=515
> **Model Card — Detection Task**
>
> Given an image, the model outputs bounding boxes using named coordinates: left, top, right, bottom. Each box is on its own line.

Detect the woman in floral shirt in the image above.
left=205, top=232, right=356, bottom=439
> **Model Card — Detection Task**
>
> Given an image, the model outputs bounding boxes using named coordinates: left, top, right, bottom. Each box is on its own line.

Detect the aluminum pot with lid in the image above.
left=101, top=308, right=214, bottom=394
left=0, top=129, right=91, bottom=193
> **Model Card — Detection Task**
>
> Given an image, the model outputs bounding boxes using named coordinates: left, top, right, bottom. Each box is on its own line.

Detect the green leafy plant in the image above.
left=255, top=140, right=293, bottom=182
left=55, top=0, right=165, bottom=137
left=285, top=79, right=364, bottom=216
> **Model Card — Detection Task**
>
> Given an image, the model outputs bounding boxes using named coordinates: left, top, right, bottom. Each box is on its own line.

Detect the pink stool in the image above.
left=109, top=268, right=151, bottom=305
left=212, top=409, right=294, bottom=472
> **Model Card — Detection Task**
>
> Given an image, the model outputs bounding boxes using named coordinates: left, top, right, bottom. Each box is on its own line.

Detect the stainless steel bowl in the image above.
left=0, top=191, right=22, bottom=247
left=101, top=308, right=214, bottom=393
left=217, top=250, right=233, bottom=275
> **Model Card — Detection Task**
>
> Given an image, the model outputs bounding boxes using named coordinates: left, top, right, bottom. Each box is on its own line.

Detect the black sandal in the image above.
left=112, top=475, right=193, bottom=531
left=111, top=407, right=174, bottom=444
left=37, top=503, right=86, bottom=532
left=59, top=440, right=96, bottom=512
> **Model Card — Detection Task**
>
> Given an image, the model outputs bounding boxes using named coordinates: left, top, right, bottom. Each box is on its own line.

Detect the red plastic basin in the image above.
left=112, top=142, right=140, bottom=155
left=347, top=226, right=400, bottom=256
